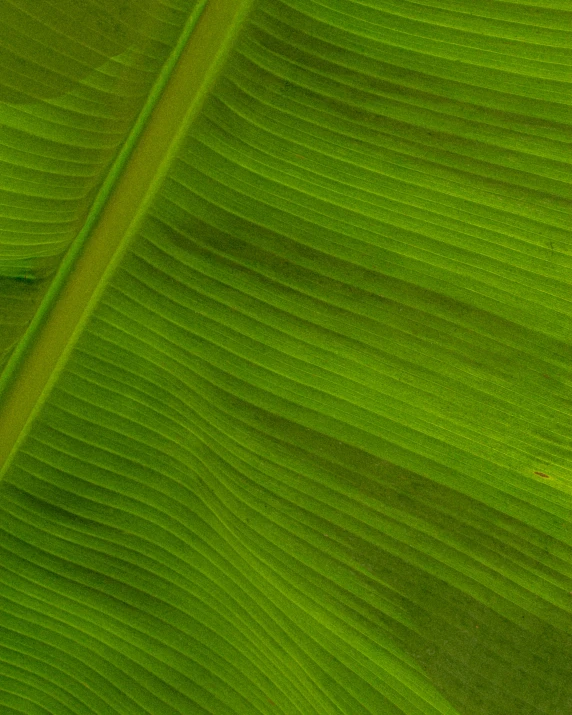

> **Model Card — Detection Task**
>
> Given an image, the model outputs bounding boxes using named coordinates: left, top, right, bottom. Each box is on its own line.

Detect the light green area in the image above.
left=0, top=1, right=571, bottom=714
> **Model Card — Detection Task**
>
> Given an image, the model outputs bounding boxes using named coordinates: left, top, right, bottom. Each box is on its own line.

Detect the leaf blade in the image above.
left=0, top=1, right=571, bottom=713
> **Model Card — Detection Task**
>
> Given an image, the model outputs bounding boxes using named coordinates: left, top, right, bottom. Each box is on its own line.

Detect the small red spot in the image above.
left=267, top=698, right=276, bottom=706
left=542, top=374, right=550, bottom=379
left=534, top=471, right=551, bottom=479
left=294, top=154, right=306, bottom=160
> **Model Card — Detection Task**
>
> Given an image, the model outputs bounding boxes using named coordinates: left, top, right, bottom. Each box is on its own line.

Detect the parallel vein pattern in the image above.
left=0, top=0, right=201, bottom=370
left=1, top=1, right=571, bottom=714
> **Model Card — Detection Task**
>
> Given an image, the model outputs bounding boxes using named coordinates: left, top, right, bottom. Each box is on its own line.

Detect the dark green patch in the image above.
left=0, top=0, right=152, bottom=103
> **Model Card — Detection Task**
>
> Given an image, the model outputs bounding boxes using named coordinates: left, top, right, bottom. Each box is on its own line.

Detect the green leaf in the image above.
left=0, top=1, right=571, bottom=713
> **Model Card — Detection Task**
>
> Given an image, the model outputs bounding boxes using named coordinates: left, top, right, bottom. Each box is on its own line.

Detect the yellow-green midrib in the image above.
left=0, top=0, right=204, bottom=371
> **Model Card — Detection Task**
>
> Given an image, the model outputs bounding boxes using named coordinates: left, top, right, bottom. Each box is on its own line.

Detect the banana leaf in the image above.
left=0, top=1, right=571, bottom=713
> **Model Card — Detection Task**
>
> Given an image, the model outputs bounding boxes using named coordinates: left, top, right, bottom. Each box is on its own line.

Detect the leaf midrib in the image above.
left=0, top=0, right=255, bottom=477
